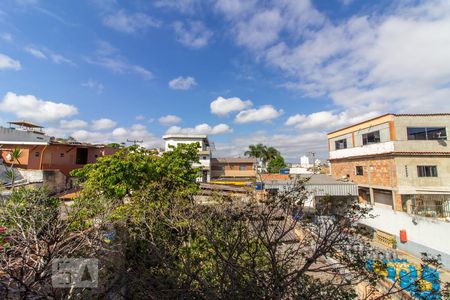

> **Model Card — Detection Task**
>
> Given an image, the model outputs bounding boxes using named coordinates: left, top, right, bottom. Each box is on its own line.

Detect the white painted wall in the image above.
left=329, top=141, right=395, bottom=159
left=360, top=205, right=450, bottom=256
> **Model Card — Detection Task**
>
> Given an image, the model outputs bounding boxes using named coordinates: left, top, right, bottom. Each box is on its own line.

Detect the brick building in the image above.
left=328, top=114, right=450, bottom=267
left=211, top=157, right=257, bottom=179
left=328, top=113, right=450, bottom=215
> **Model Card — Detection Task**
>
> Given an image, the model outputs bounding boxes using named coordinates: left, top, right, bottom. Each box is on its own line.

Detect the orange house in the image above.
left=1, top=121, right=118, bottom=176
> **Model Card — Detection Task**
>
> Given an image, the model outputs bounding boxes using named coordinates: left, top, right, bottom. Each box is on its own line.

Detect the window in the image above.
left=76, top=148, right=88, bottom=165
left=355, top=166, right=364, bottom=176
left=60, top=153, right=64, bottom=158
left=362, top=131, right=381, bottom=145
left=407, top=127, right=447, bottom=140
left=335, top=139, right=347, bottom=150
left=405, top=165, right=409, bottom=177
left=35, top=152, right=39, bottom=157
left=417, top=166, right=438, bottom=177
left=239, top=165, right=246, bottom=171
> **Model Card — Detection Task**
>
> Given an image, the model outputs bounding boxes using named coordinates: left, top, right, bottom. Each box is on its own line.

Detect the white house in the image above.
left=162, top=134, right=212, bottom=183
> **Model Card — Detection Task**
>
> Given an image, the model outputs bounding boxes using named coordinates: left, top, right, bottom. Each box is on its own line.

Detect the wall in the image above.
left=395, top=156, right=450, bottom=192
left=394, top=115, right=450, bottom=143
left=360, top=205, right=450, bottom=268
left=329, top=141, right=395, bottom=160
left=211, top=162, right=256, bottom=178
left=17, top=169, right=69, bottom=194
left=331, top=156, right=397, bottom=188
left=329, top=133, right=353, bottom=151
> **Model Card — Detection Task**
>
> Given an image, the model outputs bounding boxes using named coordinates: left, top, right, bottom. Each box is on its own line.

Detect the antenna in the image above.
left=127, top=139, right=143, bottom=145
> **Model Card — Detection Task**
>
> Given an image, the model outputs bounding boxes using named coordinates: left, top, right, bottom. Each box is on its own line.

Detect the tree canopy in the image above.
left=267, top=154, right=287, bottom=173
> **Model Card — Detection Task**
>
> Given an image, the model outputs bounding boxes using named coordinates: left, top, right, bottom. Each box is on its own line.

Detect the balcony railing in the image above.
left=411, top=201, right=450, bottom=219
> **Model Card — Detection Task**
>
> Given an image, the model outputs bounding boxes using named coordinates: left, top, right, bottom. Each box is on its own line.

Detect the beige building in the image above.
left=328, top=113, right=450, bottom=267
left=328, top=113, right=450, bottom=215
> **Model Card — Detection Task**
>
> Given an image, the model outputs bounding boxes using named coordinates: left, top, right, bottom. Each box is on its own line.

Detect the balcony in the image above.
left=329, top=141, right=395, bottom=159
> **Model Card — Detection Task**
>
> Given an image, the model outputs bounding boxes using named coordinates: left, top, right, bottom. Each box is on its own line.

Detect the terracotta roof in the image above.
left=8, top=121, right=44, bottom=128
left=260, top=174, right=290, bottom=181
left=212, top=157, right=257, bottom=164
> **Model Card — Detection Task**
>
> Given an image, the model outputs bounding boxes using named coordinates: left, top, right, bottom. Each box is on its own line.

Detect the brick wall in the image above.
left=330, top=156, right=397, bottom=188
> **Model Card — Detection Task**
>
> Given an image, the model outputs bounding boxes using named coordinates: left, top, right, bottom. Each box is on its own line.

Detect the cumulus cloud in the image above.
left=210, top=96, right=253, bottom=116
left=82, top=79, right=104, bottom=94
left=242, top=0, right=450, bottom=114
left=0, top=53, right=21, bottom=70
left=60, top=119, right=88, bottom=129
left=173, top=21, right=213, bottom=48
left=0, top=92, right=78, bottom=122
left=159, top=114, right=182, bottom=125
left=103, top=10, right=160, bottom=33
left=214, top=130, right=327, bottom=161
left=168, top=76, right=197, bottom=90
left=154, top=0, right=200, bottom=14
left=166, top=123, right=233, bottom=135
left=235, top=105, right=283, bottom=123
left=91, top=118, right=117, bottom=130
left=86, top=40, right=153, bottom=80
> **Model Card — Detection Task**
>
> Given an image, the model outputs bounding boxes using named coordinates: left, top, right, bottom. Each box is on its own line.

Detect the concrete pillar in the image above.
left=369, top=187, right=375, bottom=205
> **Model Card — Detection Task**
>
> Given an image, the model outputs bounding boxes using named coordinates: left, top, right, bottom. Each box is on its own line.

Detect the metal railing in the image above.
left=411, top=201, right=450, bottom=219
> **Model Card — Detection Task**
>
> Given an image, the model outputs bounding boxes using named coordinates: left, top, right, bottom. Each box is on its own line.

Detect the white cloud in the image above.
left=50, top=53, right=73, bottom=65
left=154, top=0, right=200, bottom=14
left=210, top=96, right=253, bottom=116
left=285, top=114, right=306, bottom=126
left=0, top=92, right=78, bottom=122
left=92, top=118, right=117, bottom=130
left=235, top=105, right=283, bottom=123
left=285, top=110, right=381, bottom=130
left=60, top=119, right=88, bottom=129
left=86, top=40, right=153, bottom=80
left=249, top=0, right=450, bottom=114
left=159, top=114, right=182, bottom=126
left=166, top=123, right=233, bottom=135
left=135, top=114, right=146, bottom=121
left=168, top=76, right=197, bottom=90
left=214, top=0, right=257, bottom=17
left=103, top=10, right=160, bottom=33
left=82, top=79, right=104, bottom=94
left=214, top=130, right=327, bottom=161
left=24, top=46, right=47, bottom=59
left=173, top=21, right=213, bottom=48
left=0, top=32, right=12, bottom=42
left=0, top=53, right=21, bottom=70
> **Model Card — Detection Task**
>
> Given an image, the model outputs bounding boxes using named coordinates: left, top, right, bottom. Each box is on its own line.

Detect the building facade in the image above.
left=211, top=157, right=257, bottom=179
left=163, top=134, right=212, bottom=182
left=328, top=114, right=450, bottom=267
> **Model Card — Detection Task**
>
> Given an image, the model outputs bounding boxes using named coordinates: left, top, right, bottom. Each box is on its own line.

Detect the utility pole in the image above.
left=308, top=151, right=316, bottom=174
left=127, top=139, right=143, bottom=145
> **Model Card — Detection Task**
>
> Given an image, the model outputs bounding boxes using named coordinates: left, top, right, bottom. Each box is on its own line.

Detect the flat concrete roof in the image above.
left=212, top=157, right=257, bottom=163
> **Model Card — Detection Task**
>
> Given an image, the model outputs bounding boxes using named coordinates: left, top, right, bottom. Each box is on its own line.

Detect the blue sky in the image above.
left=1, top=0, right=450, bottom=161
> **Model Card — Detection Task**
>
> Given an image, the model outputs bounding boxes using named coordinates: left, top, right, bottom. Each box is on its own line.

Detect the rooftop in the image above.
left=212, top=157, right=257, bottom=164
left=8, top=120, right=44, bottom=129
left=163, top=134, right=209, bottom=140
left=327, top=113, right=450, bottom=135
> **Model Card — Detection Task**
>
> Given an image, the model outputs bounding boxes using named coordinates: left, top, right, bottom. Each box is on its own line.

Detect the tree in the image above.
left=70, top=143, right=200, bottom=201
left=245, top=144, right=280, bottom=172
left=267, top=154, right=286, bottom=173
left=0, top=188, right=105, bottom=299
left=5, top=148, right=22, bottom=189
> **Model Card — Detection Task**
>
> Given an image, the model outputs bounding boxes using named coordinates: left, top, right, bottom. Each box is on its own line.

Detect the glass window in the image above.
left=239, top=165, right=246, bottom=171
left=335, top=139, right=347, bottom=150
left=407, top=127, right=447, bottom=140
left=355, top=166, right=364, bottom=176
left=417, top=166, right=438, bottom=177
left=362, top=131, right=381, bottom=145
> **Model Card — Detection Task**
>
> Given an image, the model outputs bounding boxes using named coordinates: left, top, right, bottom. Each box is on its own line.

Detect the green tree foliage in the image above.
left=267, top=154, right=287, bottom=173
left=71, top=143, right=200, bottom=201
left=245, top=144, right=280, bottom=172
